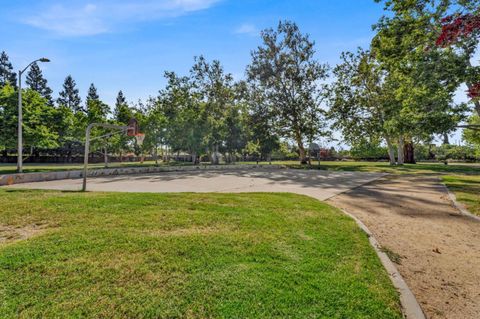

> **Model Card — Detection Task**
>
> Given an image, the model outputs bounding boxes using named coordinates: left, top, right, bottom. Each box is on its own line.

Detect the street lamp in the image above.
left=17, top=57, right=50, bottom=173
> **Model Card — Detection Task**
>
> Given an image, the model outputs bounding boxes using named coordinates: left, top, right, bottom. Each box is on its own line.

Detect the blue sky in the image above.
left=2, top=0, right=382, bottom=105
left=1, top=0, right=471, bottom=145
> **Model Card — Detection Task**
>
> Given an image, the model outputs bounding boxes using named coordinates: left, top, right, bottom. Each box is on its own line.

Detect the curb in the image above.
left=340, top=208, right=426, bottom=319
left=440, top=182, right=480, bottom=222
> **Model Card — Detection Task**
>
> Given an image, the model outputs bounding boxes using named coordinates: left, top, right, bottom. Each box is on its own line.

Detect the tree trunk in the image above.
left=192, top=152, right=197, bottom=165
left=443, top=133, right=450, bottom=145
left=212, top=145, right=220, bottom=165
left=385, top=135, right=396, bottom=165
left=466, top=82, right=480, bottom=117
left=404, top=141, right=416, bottom=164
left=397, top=136, right=405, bottom=165
left=104, top=146, right=108, bottom=168
left=210, top=147, right=216, bottom=165
left=474, top=100, right=480, bottom=118
left=294, top=132, right=307, bottom=164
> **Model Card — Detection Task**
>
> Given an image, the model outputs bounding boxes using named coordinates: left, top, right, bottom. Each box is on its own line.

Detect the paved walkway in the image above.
left=328, top=175, right=480, bottom=319
left=6, top=169, right=385, bottom=201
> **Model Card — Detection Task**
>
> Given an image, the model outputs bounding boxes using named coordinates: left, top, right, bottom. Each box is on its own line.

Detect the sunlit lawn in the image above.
left=264, top=160, right=480, bottom=175
left=0, top=191, right=402, bottom=318
left=442, top=175, right=480, bottom=216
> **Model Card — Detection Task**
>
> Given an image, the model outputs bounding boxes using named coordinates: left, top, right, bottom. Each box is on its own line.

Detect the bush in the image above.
left=349, top=141, right=388, bottom=160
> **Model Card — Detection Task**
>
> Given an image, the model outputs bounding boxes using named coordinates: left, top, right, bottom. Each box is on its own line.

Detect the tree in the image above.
left=26, top=62, right=53, bottom=105
left=114, top=90, right=131, bottom=123
left=0, top=83, right=17, bottom=154
left=247, top=21, right=329, bottom=164
left=86, top=96, right=109, bottom=124
left=22, top=89, right=59, bottom=152
left=463, top=115, right=480, bottom=153
left=111, top=90, right=134, bottom=158
left=52, top=104, right=78, bottom=161
left=86, top=83, right=99, bottom=103
left=372, top=0, right=468, bottom=163
left=436, top=7, right=480, bottom=117
left=223, top=101, right=247, bottom=163
left=243, top=81, right=280, bottom=162
left=142, top=97, right=167, bottom=164
left=57, top=75, right=82, bottom=113
left=190, top=56, right=234, bottom=164
left=85, top=83, right=108, bottom=123
left=0, top=51, right=17, bottom=88
left=329, top=49, right=398, bottom=165
left=160, top=71, right=206, bottom=164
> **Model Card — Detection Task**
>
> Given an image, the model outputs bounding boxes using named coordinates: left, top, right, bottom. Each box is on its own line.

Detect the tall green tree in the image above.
left=111, top=90, right=134, bottom=158
left=22, top=89, right=59, bottom=152
left=26, top=62, right=53, bottom=106
left=142, top=96, right=167, bottom=164
left=57, top=75, right=82, bottom=113
left=0, top=51, right=17, bottom=88
left=85, top=83, right=108, bottom=124
left=86, top=87, right=109, bottom=124
left=114, top=90, right=131, bottom=123
left=190, top=56, right=234, bottom=164
left=160, top=71, right=206, bottom=164
left=86, top=83, right=99, bottom=103
left=0, top=83, right=17, bottom=154
left=223, top=100, right=247, bottom=163
left=372, top=0, right=467, bottom=163
left=434, top=0, right=480, bottom=116
left=243, top=81, right=280, bottom=161
left=463, top=115, right=480, bottom=156
left=247, top=21, right=329, bottom=164
left=329, top=49, right=398, bottom=165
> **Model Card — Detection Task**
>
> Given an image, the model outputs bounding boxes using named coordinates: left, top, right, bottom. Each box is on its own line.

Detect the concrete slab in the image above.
left=6, top=169, right=385, bottom=201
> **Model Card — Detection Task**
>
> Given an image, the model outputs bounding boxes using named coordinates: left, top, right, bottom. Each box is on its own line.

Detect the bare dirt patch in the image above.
left=0, top=223, right=49, bottom=245
left=328, top=175, right=480, bottom=319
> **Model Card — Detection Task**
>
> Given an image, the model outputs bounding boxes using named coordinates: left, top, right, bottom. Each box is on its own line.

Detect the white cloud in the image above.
left=235, top=23, right=258, bottom=36
left=23, top=0, right=221, bottom=37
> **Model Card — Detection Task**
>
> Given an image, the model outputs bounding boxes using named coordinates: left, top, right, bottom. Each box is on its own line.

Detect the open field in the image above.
left=0, top=191, right=402, bottom=318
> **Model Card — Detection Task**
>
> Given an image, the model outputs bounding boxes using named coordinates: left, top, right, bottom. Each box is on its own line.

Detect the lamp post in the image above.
left=17, top=57, right=50, bottom=173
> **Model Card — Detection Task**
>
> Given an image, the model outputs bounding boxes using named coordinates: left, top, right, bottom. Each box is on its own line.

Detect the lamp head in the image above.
left=39, top=58, right=50, bottom=63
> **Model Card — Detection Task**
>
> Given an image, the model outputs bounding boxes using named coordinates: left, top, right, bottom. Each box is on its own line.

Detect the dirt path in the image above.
left=328, top=175, right=480, bottom=319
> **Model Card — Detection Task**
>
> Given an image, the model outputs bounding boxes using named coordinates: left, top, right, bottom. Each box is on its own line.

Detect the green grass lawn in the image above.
left=0, top=190, right=402, bottom=318
left=442, top=175, right=480, bottom=216
left=267, top=160, right=480, bottom=175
